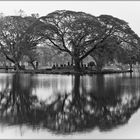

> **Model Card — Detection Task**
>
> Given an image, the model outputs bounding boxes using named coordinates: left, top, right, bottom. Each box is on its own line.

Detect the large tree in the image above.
left=28, top=10, right=140, bottom=71
left=98, top=15, right=140, bottom=70
left=21, top=31, right=43, bottom=69
left=27, top=10, right=104, bottom=71
left=0, top=15, right=37, bottom=70
left=91, top=15, right=140, bottom=71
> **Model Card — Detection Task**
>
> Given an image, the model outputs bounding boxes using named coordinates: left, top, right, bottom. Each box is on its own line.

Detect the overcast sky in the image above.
left=0, top=1, right=140, bottom=36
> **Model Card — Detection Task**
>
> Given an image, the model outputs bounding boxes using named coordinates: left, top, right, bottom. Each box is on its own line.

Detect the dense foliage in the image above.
left=0, top=10, right=140, bottom=71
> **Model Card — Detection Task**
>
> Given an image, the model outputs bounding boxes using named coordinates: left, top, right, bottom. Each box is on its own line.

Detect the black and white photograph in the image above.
left=0, top=1, right=140, bottom=139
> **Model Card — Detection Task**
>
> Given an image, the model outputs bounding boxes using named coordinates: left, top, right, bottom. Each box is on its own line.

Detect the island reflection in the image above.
left=0, top=73, right=140, bottom=134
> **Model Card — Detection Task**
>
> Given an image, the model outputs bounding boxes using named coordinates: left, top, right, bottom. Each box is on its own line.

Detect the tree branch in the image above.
left=44, top=34, right=72, bottom=54
left=80, top=34, right=111, bottom=60
left=61, top=34, right=73, bottom=56
left=0, top=42, right=15, bottom=64
left=79, top=27, right=114, bottom=60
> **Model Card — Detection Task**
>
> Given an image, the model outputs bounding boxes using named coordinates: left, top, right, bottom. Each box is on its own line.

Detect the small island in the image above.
left=0, top=10, right=140, bottom=75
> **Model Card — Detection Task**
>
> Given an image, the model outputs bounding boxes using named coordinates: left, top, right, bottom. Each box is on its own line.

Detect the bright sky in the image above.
left=0, top=1, right=140, bottom=36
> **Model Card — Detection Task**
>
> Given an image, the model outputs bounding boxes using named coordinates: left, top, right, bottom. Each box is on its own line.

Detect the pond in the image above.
left=0, top=72, right=140, bottom=139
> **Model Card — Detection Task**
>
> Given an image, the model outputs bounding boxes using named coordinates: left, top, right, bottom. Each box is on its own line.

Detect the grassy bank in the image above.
left=0, top=68, right=132, bottom=75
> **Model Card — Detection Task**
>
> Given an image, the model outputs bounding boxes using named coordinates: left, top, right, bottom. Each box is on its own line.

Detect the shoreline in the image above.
left=0, top=69, right=132, bottom=75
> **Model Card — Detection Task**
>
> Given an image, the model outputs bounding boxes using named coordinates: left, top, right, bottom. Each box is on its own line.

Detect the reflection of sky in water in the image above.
left=80, top=75, right=97, bottom=93
left=0, top=73, right=13, bottom=91
left=31, top=74, right=73, bottom=100
left=1, top=73, right=140, bottom=100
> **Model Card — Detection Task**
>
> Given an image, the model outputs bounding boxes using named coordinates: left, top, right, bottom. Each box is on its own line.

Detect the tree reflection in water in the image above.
left=0, top=74, right=140, bottom=134
left=0, top=74, right=38, bottom=125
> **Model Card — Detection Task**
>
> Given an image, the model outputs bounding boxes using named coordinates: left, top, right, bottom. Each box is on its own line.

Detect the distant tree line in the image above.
left=0, top=10, right=140, bottom=72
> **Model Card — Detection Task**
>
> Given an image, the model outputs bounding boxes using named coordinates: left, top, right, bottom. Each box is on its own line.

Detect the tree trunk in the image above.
left=95, top=60, right=103, bottom=72
left=71, top=57, right=74, bottom=65
left=3, top=54, right=22, bottom=71
left=129, top=63, right=133, bottom=72
left=96, top=66, right=102, bottom=72
left=30, top=61, right=36, bottom=70
left=81, top=60, right=83, bottom=68
left=96, top=64, right=103, bottom=72
left=74, top=57, right=81, bottom=72
left=14, top=62, right=22, bottom=71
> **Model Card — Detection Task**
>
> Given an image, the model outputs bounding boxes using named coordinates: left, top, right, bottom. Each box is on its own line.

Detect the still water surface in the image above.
left=0, top=72, right=140, bottom=139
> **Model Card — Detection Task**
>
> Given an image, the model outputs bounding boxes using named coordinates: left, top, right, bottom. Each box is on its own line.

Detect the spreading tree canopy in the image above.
left=27, top=10, right=140, bottom=71
left=0, top=15, right=38, bottom=70
left=90, top=14, right=140, bottom=71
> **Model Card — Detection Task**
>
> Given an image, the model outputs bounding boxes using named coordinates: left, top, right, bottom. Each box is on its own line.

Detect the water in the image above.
left=0, top=72, right=140, bottom=139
